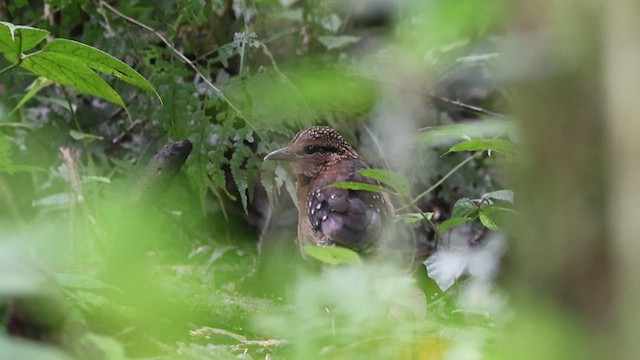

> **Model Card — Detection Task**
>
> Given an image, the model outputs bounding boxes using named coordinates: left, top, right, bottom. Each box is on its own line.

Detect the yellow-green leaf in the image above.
left=446, top=139, right=515, bottom=155
left=19, top=52, right=124, bottom=107
left=0, top=21, right=49, bottom=53
left=43, top=39, right=161, bottom=103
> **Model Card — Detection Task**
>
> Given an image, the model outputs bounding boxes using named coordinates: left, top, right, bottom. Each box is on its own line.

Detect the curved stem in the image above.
left=0, top=63, right=18, bottom=76
left=410, top=152, right=480, bottom=206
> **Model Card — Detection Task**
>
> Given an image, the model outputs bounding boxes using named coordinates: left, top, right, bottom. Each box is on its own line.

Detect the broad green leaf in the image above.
left=328, top=181, right=386, bottom=193
left=451, top=197, right=477, bottom=219
left=446, top=138, right=515, bottom=155
left=481, top=189, right=515, bottom=204
left=69, top=130, right=104, bottom=142
left=303, top=245, right=363, bottom=266
left=0, top=21, right=49, bottom=53
left=43, top=39, right=161, bottom=102
left=439, top=217, right=473, bottom=233
left=397, top=212, right=433, bottom=224
left=19, top=52, right=124, bottom=107
left=359, top=168, right=410, bottom=197
left=317, top=35, right=360, bottom=50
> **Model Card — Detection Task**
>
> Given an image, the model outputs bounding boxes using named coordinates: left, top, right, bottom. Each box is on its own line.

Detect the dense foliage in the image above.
left=1, top=0, right=625, bottom=359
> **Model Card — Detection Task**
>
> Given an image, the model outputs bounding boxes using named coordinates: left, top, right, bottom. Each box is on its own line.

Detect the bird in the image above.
left=263, top=126, right=394, bottom=254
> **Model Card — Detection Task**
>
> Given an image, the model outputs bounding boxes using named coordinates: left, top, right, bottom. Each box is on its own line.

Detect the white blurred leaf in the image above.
left=424, top=249, right=471, bottom=291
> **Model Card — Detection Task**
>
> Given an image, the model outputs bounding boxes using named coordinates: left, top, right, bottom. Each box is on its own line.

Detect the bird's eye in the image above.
left=304, top=145, right=338, bottom=154
left=304, top=145, right=319, bottom=154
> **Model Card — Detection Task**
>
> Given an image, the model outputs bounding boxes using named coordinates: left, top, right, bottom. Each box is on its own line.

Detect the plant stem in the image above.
left=0, top=63, right=18, bottom=76
left=410, top=152, right=480, bottom=206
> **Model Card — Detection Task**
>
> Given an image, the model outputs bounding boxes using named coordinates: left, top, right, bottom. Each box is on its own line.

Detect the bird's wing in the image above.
left=307, top=160, right=392, bottom=251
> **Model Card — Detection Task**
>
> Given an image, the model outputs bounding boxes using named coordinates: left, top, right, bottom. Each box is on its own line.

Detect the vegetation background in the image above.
left=1, top=0, right=638, bottom=359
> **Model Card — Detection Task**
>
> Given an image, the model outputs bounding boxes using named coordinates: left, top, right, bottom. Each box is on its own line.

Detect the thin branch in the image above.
left=401, top=151, right=481, bottom=209
left=112, top=119, right=143, bottom=144
left=0, top=63, right=18, bottom=76
left=355, top=75, right=510, bottom=119
left=427, top=94, right=508, bottom=119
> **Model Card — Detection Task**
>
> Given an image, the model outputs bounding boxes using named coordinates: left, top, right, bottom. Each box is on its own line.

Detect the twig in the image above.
left=112, top=119, right=143, bottom=144
left=427, top=94, right=508, bottom=119
left=355, top=75, right=510, bottom=119
left=399, top=151, right=481, bottom=210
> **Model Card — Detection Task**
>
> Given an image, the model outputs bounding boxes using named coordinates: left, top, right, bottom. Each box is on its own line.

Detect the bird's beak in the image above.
left=264, top=147, right=295, bottom=161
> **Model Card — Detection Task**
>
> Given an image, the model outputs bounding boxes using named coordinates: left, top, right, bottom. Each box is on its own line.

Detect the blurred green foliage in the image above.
left=0, top=0, right=608, bottom=359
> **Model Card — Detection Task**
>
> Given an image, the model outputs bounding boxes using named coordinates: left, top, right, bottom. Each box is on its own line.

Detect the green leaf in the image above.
left=69, top=130, right=103, bottom=142
left=328, top=181, right=387, bottom=193
left=446, top=138, right=516, bottom=155
left=19, top=52, right=124, bottom=107
left=451, top=197, right=477, bottom=218
left=439, top=217, right=473, bottom=233
left=43, top=39, right=161, bottom=103
left=303, top=245, right=363, bottom=266
left=359, top=168, right=410, bottom=197
left=397, top=212, right=433, bottom=224
left=479, top=210, right=498, bottom=230
left=0, top=21, right=49, bottom=53
left=317, top=35, right=360, bottom=50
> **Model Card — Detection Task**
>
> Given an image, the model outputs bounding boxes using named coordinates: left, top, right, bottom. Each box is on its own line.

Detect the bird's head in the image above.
left=264, top=126, right=359, bottom=178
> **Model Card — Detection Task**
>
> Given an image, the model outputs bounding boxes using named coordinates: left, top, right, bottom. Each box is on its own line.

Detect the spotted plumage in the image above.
left=264, top=126, right=394, bottom=253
